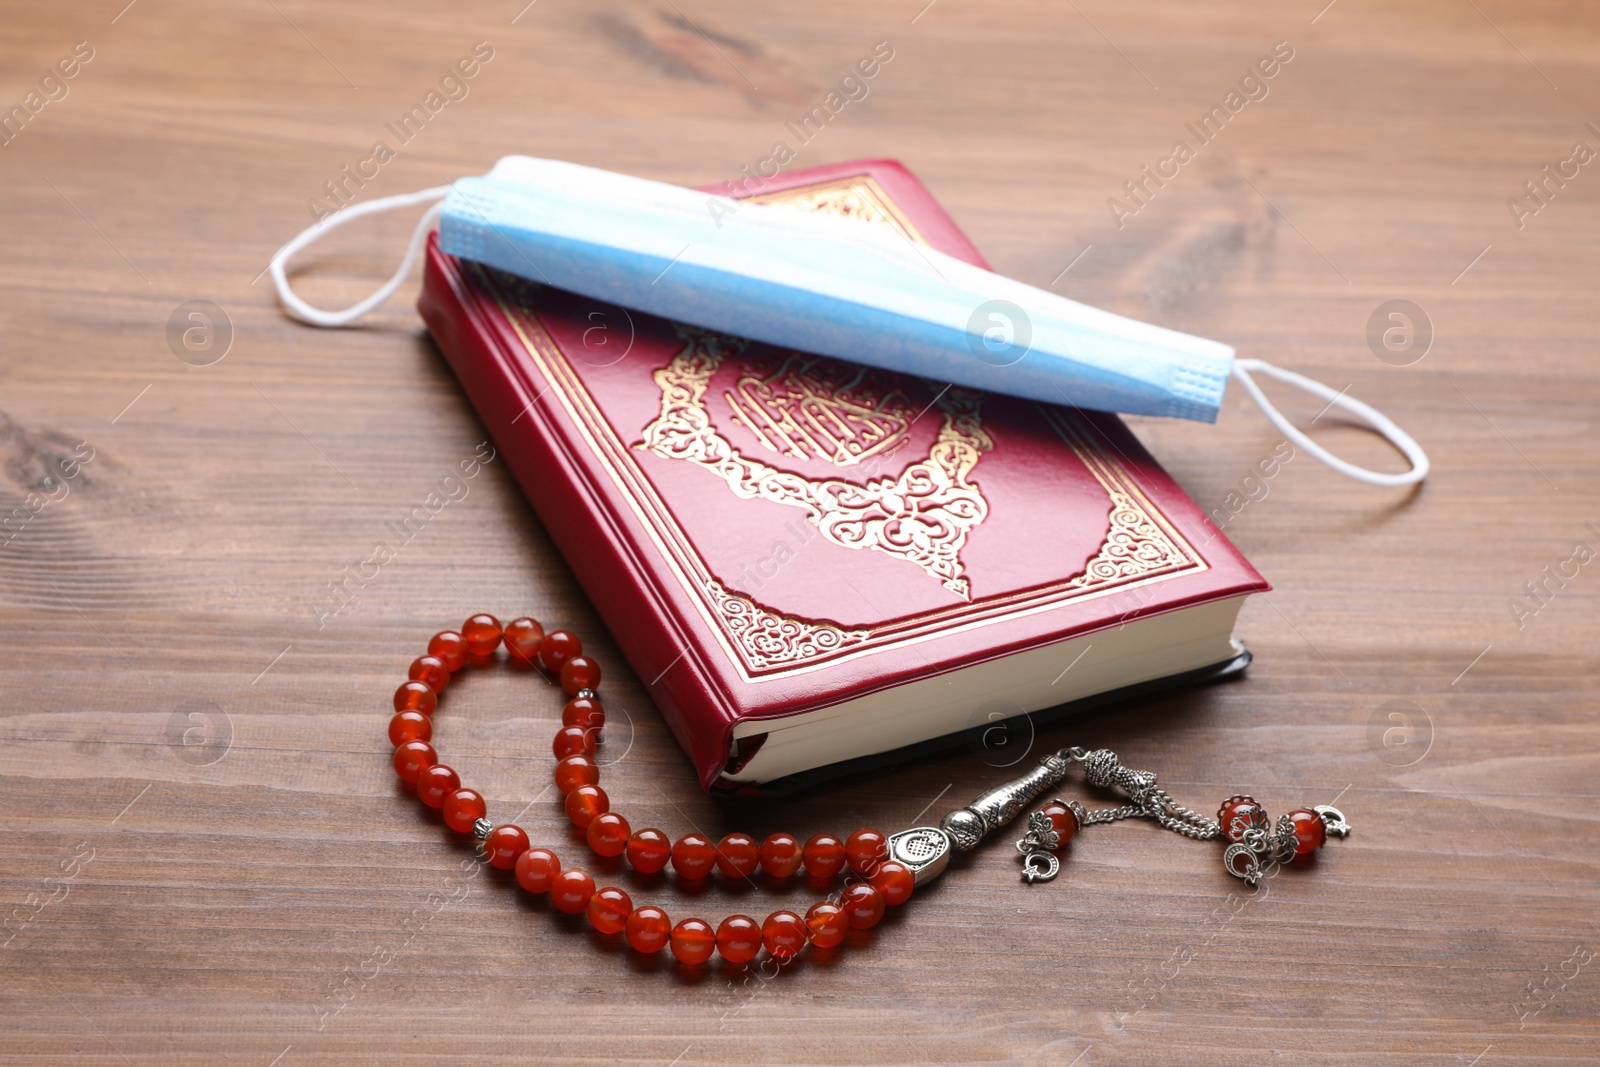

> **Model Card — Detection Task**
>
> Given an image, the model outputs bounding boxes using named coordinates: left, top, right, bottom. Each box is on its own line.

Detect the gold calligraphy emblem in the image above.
left=637, top=328, right=993, bottom=600
left=724, top=356, right=913, bottom=467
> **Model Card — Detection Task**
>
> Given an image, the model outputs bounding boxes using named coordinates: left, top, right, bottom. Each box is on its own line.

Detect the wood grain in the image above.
left=1, top=0, right=1597, bottom=1064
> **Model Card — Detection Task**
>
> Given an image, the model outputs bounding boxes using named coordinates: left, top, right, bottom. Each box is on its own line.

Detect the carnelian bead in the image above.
left=1287, top=808, right=1327, bottom=855
left=671, top=834, right=717, bottom=880
left=392, top=740, right=435, bottom=783
left=762, top=910, right=807, bottom=959
left=625, top=905, right=671, bottom=954
left=565, top=785, right=608, bottom=829
left=845, top=828, right=889, bottom=877
left=1039, top=800, right=1079, bottom=847
left=539, top=629, right=582, bottom=673
left=715, top=914, right=762, bottom=964
left=560, top=655, right=601, bottom=696
left=427, top=631, right=468, bottom=672
left=715, top=833, right=760, bottom=879
left=562, top=696, right=605, bottom=731
left=417, top=764, right=460, bottom=808
left=587, top=886, right=633, bottom=934
left=802, top=833, right=847, bottom=879
left=759, top=833, right=803, bottom=879
left=483, top=824, right=530, bottom=869
left=1217, top=794, right=1265, bottom=843
left=393, top=680, right=437, bottom=715
left=442, top=788, right=486, bottom=833
left=552, top=725, right=595, bottom=760
left=554, top=755, right=600, bottom=795
left=671, top=918, right=716, bottom=964
left=551, top=868, right=595, bottom=914
left=626, top=828, right=672, bottom=873
left=587, top=812, right=631, bottom=857
left=504, top=617, right=545, bottom=661
left=805, top=901, right=848, bottom=948
left=462, top=614, right=503, bottom=656
left=408, top=654, right=450, bottom=693
left=515, top=847, right=560, bottom=894
left=388, top=710, right=431, bottom=747
left=869, top=860, right=914, bottom=906
left=840, top=882, right=885, bottom=929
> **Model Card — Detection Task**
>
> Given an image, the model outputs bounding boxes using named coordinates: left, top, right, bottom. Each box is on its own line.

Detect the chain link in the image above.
left=1061, top=752, right=1222, bottom=840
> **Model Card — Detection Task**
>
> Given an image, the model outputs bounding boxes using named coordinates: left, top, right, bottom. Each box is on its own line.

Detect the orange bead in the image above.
left=715, top=833, right=760, bottom=879
left=1286, top=808, right=1327, bottom=855
left=762, top=910, right=807, bottom=960
left=625, top=905, right=671, bottom=954
left=586, top=812, right=631, bottom=857
left=427, top=631, right=468, bottom=672
left=587, top=886, right=633, bottom=934
left=417, top=764, right=459, bottom=808
left=670, top=918, right=716, bottom=964
left=462, top=614, right=503, bottom=656
left=552, top=726, right=596, bottom=760
left=392, top=740, right=435, bottom=783
left=388, top=710, right=431, bottom=747
left=550, top=868, right=595, bottom=914
left=565, top=785, right=608, bottom=829
left=626, top=828, right=672, bottom=873
left=393, top=680, right=437, bottom=715
left=442, top=788, right=486, bottom=833
left=483, top=824, right=529, bottom=869
left=805, top=901, right=848, bottom=948
left=560, top=655, right=601, bottom=695
left=869, top=860, right=914, bottom=906
left=562, top=696, right=605, bottom=731
left=1039, top=800, right=1079, bottom=847
left=844, top=828, right=889, bottom=877
left=554, top=755, right=599, bottom=795
left=671, top=834, right=716, bottom=880
left=758, top=833, right=803, bottom=878
left=1217, top=795, right=1264, bottom=843
left=840, top=883, right=884, bottom=929
left=504, top=617, right=545, bottom=661
left=515, top=847, right=560, bottom=894
left=802, top=833, right=847, bottom=879
left=408, top=654, right=450, bottom=693
left=715, top=914, right=762, bottom=964
left=539, top=630, right=582, bottom=673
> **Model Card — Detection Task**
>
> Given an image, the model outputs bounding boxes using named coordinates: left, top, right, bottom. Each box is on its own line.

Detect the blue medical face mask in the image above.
left=271, top=156, right=1427, bottom=487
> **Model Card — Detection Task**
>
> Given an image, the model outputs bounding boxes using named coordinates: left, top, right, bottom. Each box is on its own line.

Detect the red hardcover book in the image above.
left=418, top=159, right=1269, bottom=794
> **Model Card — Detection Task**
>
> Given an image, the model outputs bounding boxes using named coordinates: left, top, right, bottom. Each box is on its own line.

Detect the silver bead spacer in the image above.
left=939, top=809, right=984, bottom=852
left=472, top=817, right=494, bottom=841
left=576, top=688, right=596, bottom=701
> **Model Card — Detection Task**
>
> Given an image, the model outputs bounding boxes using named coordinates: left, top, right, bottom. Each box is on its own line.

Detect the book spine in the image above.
left=417, top=240, right=735, bottom=789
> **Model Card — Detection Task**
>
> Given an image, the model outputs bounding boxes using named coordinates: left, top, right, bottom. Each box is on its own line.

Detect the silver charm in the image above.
left=1223, top=843, right=1262, bottom=886
left=1314, top=804, right=1353, bottom=837
left=1014, top=810, right=1064, bottom=883
left=886, top=827, right=952, bottom=886
left=472, top=817, right=493, bottom=841
left=1021, top=851, right=1059, bottom=883
left=1016, top=810, right=1061, bottom=854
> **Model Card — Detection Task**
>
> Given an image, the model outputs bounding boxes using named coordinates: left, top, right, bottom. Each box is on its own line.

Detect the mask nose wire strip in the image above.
left=1231, top=358, right=1430, bottom=487
left=270, top=186, right=452, bottom=328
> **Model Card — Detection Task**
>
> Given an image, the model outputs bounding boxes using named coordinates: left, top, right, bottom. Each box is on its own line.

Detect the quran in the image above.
left=418, top=158, right=1268, bottom=794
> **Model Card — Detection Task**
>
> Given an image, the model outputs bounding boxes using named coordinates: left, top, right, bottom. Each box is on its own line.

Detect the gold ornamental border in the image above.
left=471, top=173, right=1207, bottom=680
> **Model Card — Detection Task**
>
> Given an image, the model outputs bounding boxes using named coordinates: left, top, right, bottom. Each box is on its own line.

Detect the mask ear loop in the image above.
left=1230, top=358, right=1429, bottom=487
left=269, top=186, right=452, bottom=327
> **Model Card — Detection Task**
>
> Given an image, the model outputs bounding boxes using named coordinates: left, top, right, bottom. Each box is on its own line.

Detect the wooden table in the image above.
left=2, top=1, right=1596, bottom=1063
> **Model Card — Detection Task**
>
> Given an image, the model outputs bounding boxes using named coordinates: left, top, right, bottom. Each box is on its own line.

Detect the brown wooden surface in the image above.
left=2, top=1, right=1597, bottom=1064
